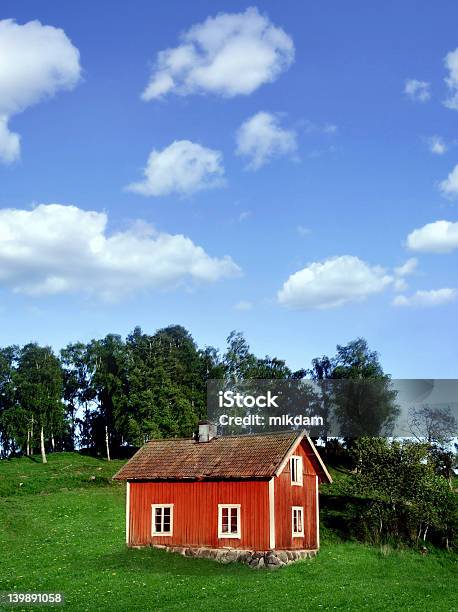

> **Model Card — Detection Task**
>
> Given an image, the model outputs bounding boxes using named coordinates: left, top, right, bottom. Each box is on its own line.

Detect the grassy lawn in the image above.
left=0, top=454, right=456, bottom=611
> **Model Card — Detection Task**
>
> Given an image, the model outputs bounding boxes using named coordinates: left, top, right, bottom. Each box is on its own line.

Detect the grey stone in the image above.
left=266, top=554, right=281, bottom=566
left=224, top=550, right=239, bottom=563
left=151, top=543, right=319, bottom=568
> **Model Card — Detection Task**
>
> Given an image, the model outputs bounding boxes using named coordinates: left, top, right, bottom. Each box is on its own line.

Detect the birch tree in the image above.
left=15, top=344, right=64, bottom=463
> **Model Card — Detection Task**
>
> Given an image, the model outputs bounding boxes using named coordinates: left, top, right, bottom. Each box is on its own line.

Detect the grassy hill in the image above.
left=0, top=453, right=456, bottom=611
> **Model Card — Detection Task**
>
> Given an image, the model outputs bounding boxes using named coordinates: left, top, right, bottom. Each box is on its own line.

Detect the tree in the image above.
left=349, top=438, right=457, bottom=547
left=61, top=342, right=96, bottom=451
left=0, top=346, right=19, bottom=457
left=327, top=338, right=399, bottom=438
left=15, top=344, right=64, bottom=463
left=223, top=331, right=256, bottom=383
left=409, top=404, right=457, bottom=446
left=125, top=326, right=207, bottom=442
left=428, top=445, right=456, bottom=489
left=87, top=335, right=128, bottom=460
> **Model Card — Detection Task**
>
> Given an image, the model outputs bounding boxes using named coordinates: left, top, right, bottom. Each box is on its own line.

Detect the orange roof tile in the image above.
left=113, top=431, right=300, bottom=481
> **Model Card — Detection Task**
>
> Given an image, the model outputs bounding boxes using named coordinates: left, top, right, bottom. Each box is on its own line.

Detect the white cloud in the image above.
left=404, top=79, right=430, bottom=102
left=393, top=258, right=418, bottom=292
left=0, top=19, right=81, bottom=164
left=0, top=204, right=240, bottom=299
left=234, top=300, right=253, bottom=311
left=428, top=135, right=447, bottom=155
left=126, top=140, right=224, bottom=197
left=236, top=111, right=297, bottom=170
left=142, top=7, right=294, bottom=100
left=394, top=257, right=418, bottom=277
left=0, top=116, right=20, bottom=163
left=393, top=288, right=457, bottom=308
left=443, top=48, right=458, bottom=110
left=278, top=255, right=393, bottom=310
left=406, top=220, right=458, bottom=253
left=439, top=164, right=458, bottom=199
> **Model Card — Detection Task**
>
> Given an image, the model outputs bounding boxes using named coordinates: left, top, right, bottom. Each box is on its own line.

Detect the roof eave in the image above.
left=304, top=433, right=333, bottom=484
left=273, top=430, right=306, bottom=477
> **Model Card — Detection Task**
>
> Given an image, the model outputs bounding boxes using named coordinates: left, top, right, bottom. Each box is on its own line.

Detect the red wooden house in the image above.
left=113, top=422, right=332, bottom=560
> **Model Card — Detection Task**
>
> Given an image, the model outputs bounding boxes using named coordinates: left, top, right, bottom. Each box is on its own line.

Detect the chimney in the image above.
left=197, top=420, right=217, bottom=443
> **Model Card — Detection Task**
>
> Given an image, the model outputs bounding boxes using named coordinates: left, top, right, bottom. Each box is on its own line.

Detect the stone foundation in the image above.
left=150, top=544, right=317, bottom=569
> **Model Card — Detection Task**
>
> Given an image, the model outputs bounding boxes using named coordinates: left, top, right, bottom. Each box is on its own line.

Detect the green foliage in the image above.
left=123, top=325, right=209, bottom=444
left=311, top=338, right=400, bottom=438
left=347, top=438, right=458, bottom=548
left=0, top=343, right=65, bottom=460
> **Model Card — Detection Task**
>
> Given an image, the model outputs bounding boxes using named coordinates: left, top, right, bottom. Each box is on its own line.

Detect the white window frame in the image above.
left=292, top=506, right=304, bottom=537
left=218, top=504, right=241, bottom=539
left=290, top=455, right=303, bottom=486
left=151, top=504, right=173, bottom=536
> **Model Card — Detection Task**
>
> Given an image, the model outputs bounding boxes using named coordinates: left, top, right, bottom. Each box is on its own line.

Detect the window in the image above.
left=290, top=455, right=303, bottom=485
left=292, top=506, right=304, bottom=537
left=152, top=504, right=173, bottom=536
left=218, top=504, right=241, bottom=539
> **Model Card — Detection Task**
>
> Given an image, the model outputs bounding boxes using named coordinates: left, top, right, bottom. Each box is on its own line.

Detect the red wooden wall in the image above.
left=128, top=479, right=270, bottom=550
left=274, top=441, right=318, bottom=550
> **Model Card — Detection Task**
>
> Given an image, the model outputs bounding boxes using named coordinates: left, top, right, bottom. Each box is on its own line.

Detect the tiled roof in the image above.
left=113, top=431, right=300, bottom=481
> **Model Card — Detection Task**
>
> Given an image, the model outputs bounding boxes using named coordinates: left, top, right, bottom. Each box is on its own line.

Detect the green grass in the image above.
left=0, top=452, right=125, bottom=497
left=0, top=453, right=457, bottom=611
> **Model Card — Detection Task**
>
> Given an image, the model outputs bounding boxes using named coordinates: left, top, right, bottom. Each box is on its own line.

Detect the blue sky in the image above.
left=0, top=1, right=457, bottom=377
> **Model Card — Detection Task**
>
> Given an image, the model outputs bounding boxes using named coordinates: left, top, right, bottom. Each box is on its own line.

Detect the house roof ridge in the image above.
left=112, top=428, right=332, bottom=483
left=143, top=430, right=299, bottom=443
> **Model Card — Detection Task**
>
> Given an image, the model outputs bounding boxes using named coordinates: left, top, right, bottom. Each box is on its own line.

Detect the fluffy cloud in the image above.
left=428, top=136, right=447, bottom=155
left=406, top=220, right=458, bottom=253
left=0, top=204, right=240, bottom=299
left=126, top=140, right=224, bottom=197
left=278, top=255, right=393, bottom=310
left=236, top=112, right=297, bottom=170
left=0, top=19, right=81, bottom=163
left=443, top=48, right=458, bottom=110
left=404, top=79, right=430, bottom=102
left=0, top=117, right=20, bottom=163
left=394, top=257, right=418, bottom=277
left=142, top=7, right=294, bottom=100
left=393, top=288, right=457, bottom=308
left=393, top=257, right=418, bottom=292
left=439, top=164, right=458, bottom=199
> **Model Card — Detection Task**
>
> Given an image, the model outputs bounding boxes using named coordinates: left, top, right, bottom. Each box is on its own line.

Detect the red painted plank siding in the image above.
left=129, top=480, right=270, bottom=550
left=274, top=441, right=318, bottom=550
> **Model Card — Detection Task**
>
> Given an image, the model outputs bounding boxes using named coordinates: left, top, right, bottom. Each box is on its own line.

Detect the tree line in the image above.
left=0, top=326, right=401, bottom=461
